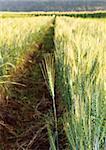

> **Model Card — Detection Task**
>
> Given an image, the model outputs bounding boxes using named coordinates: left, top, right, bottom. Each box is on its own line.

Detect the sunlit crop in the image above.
left=0, top=16, right=52, bottom=102
left=54, top=17, right=106, bottom=149
left=0, top=13, right=106, bottom=149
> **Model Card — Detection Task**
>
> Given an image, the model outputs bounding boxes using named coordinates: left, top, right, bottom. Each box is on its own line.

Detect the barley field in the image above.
left=0, top=16, right=53, bottom=87
left=54, top=17, right=106, bottom=150
left=0, top=13, right=106, bottom=150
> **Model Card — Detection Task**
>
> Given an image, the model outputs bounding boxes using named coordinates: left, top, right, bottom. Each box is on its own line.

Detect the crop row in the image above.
left=44, top=17, right=106, bottom=149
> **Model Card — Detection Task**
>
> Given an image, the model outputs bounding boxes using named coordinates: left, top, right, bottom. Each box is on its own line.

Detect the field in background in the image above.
left=0, top=13, right=106, bottom=149
left=0, top=11, right=106, bottom=18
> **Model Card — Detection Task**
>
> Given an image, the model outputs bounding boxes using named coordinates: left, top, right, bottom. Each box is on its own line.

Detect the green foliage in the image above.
left=48, top=125, right=57, bottom=150
left=54, top=17, right=106, bottom=149
left=41, top=53, right=59, bottom=150
left=1, top=14, right=106, bottom=149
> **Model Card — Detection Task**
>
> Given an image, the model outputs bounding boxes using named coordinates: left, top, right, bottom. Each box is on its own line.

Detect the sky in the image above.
left=0, top=0, right=102, bottom=2
left=0, top=0, right=103, bottom=1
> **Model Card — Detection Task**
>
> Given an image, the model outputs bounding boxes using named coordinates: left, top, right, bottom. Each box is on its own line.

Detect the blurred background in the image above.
left=0, top=0, right=106, bottom=12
